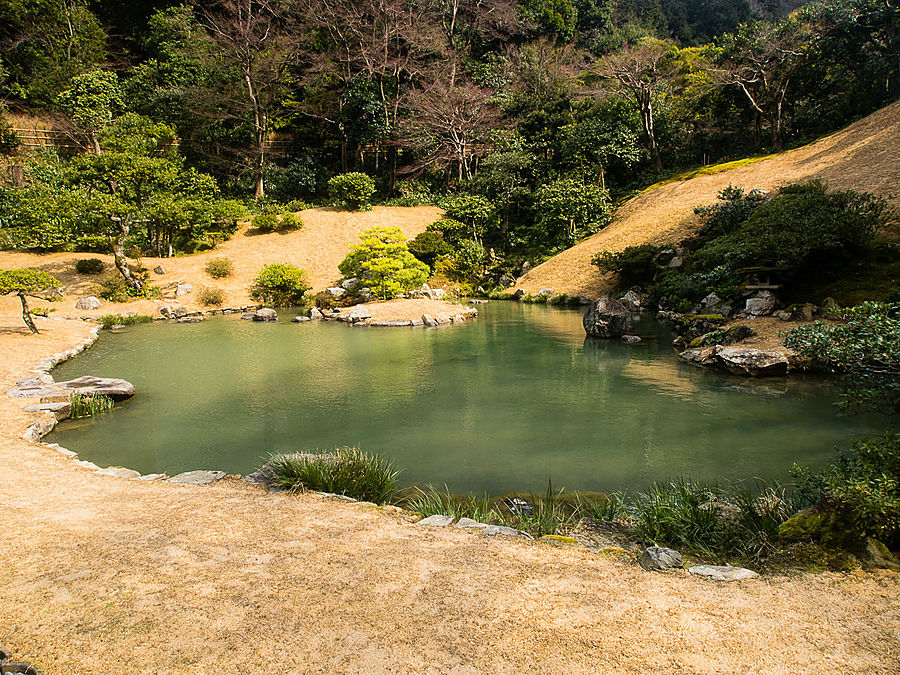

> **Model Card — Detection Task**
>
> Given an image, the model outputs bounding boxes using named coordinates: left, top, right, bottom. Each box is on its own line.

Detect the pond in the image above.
left=50, top=302, right=881, bottom=495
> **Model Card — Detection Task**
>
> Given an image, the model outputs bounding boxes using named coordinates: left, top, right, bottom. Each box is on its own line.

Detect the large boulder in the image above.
left=744, top=290, right=776, bottom=317
left=252, top=308, right=278, bottom=322
left=583, top=296, right=634, bottom=338
left=619, top=290, right=643, bottom=312
left=75, top=296, right=101, bottom=310
left=8, top=375, right=135, bottom=400
left=326, top=287, right=346, bottom=298
left=347, top=305, right=371, bottom=324
left=308, top=307, right=324, bottom=320
left=716, top=346, right=789, bottom=376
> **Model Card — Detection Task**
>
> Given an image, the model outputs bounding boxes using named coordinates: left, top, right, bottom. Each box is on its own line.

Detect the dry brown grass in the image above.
left=514, top=100, right=900, bottom=297
left=0, top=205, right=441, bottom=318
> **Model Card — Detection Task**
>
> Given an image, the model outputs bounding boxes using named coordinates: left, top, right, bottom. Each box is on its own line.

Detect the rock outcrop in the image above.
left=583, top=296, right=634, bottom=338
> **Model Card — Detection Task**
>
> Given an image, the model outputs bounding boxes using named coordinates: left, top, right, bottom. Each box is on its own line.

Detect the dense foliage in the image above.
left=784, top=301, right=900, bottom=413
left=0, top=0, right=895, bottom=266
left=593, top=182, right=892, bottom=311
left=793, top=434, right=900, bottom=548
left=250, top=263, right=310, bottom=306
left=338, top=227, right=430, bottom=299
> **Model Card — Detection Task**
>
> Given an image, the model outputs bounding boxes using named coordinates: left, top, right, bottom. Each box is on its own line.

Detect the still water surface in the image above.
left=50, top=302, right=881, bottom=494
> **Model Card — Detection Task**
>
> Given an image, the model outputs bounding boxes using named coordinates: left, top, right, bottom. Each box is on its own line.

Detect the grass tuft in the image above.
left=69, top=393, right=115, bottom=418
left=267, top=447, right=399, bottom=504
left=97, top=314, right=154, bottom=329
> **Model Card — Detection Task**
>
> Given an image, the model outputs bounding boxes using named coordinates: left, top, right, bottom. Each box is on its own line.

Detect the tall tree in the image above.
left=195, top=0, right=301, bottom=198
left=597, top=37, right=677, bottom=172
left=710, top=18, right=811, bottom=150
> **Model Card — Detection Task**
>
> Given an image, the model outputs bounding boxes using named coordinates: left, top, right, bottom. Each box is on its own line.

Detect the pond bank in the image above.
left=1, top=306, right=899, bottom=672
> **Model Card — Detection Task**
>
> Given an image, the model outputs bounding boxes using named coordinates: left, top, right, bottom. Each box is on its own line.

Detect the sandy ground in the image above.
left=0, top=205, right=441, bottom=319
left=515, top=100, right=900, bottom=297
left=0, top=316, right=898, bottom=673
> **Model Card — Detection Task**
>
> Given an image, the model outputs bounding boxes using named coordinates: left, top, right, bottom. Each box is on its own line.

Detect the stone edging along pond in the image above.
left=14, top=313, right=535, bottom=533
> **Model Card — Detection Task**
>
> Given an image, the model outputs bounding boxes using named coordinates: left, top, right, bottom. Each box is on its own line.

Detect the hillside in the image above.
left=0, top=205, right=440, bottom=317
left=513, top=100, right=900, bottom=297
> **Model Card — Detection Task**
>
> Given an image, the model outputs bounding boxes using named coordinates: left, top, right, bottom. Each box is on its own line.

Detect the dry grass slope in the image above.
left=514, top=100, right=900, bottom=297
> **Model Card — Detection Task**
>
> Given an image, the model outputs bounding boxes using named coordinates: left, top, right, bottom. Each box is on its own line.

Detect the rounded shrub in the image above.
left=204, top=257, right=234, bottom=279
left=253, top=213, right=279, bottom=232
left=75, top=258, right=104, bottom=274
left=277, top=212, right=303, bottom=232
left=250, top=263, right=310, bottom=306
left=328, top=172, right=376, bottom=211
left=198, top=286, right=225, bottom=306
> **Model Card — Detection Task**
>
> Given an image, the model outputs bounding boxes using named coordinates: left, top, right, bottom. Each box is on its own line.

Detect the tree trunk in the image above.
left=89, top=130, right=101, bottom=155
left=111, top=218, right=144, bottom=291
left=18, top=292, right=38, bottom=334
left=639, top=93, right=662, bottom=173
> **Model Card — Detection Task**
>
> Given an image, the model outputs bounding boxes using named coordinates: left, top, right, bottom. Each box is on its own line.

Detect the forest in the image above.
left=0, top=0, right=897, bottom=263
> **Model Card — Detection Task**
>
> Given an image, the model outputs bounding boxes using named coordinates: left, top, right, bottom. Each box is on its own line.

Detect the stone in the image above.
left=775, top=310, right=792, bottom=322
left=97, top=467, right=142, bottom=479
left=688, top=565, right=758, bottom=581
left=640, top=546, right=683, bottom=571
left=347, top=305, right=371, bottom=323
left=173, top=306, right=189, bottom=318
left=175, top=283, right=193, bottom=296
left=789, top=303, right=817, bottom=322
left=820, top=297, right=840, bottom=315
left=716, top=346, right=789, bottom=376
left=240, top=311, right=256, bottom=320
left=583, top=296, right=634, bottom=339
left=168, top=470, right=227, bottom=485
left=291, top=316, right=311, bottom=323
left=177, top=315, right=203, bottom=323
left=700, top=292, right=732, bottom=317
left=668, top=255, right=683, bottom=267
left=469, top=299, right=487, bottom=304
left=482, top=525, right=530, bottom=538
left=745, top=290, right=776, bottom=317
left=422, top=314, right=439, bottom=327
left=358, top=288, right=376, bottom=302
left=619, top=290, right=643, bottom=312
left=576, top=295, right=593, bottom=305
left=512, top=289, right=526, bottom=300
left=9, top=375, right=135, bottom=400
left=537, top=288, right=554, bottom=298
left=455, top=518, right=488, bottom=529
left=159, top=305, right=174, bottom=318
left=433, top=288, right=448, bottom=299
left=326, top=286, right=346, bottom=298
left=340, top=277, right=359, bottom=291
left=252, top=308, right=278, bottom=322
left=620, top=334, right=642, bottom=343
left=75, top=296, right=101, bottom=310
left=419, top=283, right=435, bottom=300
left=369, top=320, right=412, bottom=327
left=24, top=411, right=57, bottom=441
left=153, top=265, right=166, bottom=275
left=520, top=261, right=531, bottom=274
left=308, top=307, right=324, bottom=320
left=24, top=401, right=71, bottom=415
left=139, top=473, right=166, bottom=481
left=498, top=274, right=514, bottom=287
left=863, top=538, right=900, bottom=570
left=417, top=514, right=455, bottom=527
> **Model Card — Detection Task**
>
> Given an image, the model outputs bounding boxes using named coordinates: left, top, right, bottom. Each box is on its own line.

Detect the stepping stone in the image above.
left=168, top=470, right=227, bottom=485
left=688, top=565, right=758, bottom=581
left=7, top=376, right=135, bottom=400
left=416, top=515, right=455, bottom=527
left=96, top=467, right=141, bottom=479
left=482, top=525, right=528, bottom=538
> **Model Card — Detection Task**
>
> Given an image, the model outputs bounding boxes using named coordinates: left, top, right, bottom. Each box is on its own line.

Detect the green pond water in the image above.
left=50, top=302, right=881, bottom=495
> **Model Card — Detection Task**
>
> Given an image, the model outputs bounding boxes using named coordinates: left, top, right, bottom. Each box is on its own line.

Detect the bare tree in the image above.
left=196, top=0, right=300, bottom=198
left=402, top=77, right=501, bottom=182
left=597, top=38, right=677, bottom=173
left=710, top=19, right=810, bottom=150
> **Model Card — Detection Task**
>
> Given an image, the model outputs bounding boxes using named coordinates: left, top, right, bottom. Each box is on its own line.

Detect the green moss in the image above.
left=541, top=535, right=578, bottom=545
left=639, top=154, right=781, bottom=195
left=778, top=509, right=827, bottom=542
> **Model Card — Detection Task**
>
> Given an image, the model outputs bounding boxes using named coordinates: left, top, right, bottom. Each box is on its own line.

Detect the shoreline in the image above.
left=1, top=309, right=899, bottom=672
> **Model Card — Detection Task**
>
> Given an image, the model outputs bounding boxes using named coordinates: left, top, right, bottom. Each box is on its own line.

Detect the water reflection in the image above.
left=49, top=302, right=883, bottom=494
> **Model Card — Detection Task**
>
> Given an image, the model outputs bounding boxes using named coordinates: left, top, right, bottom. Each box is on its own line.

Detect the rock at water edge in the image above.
left=583, top=296, right=634, bottom=338
left=75, top=296, right=101, bottom=310
left=417, top=515, right=455, bottom=527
